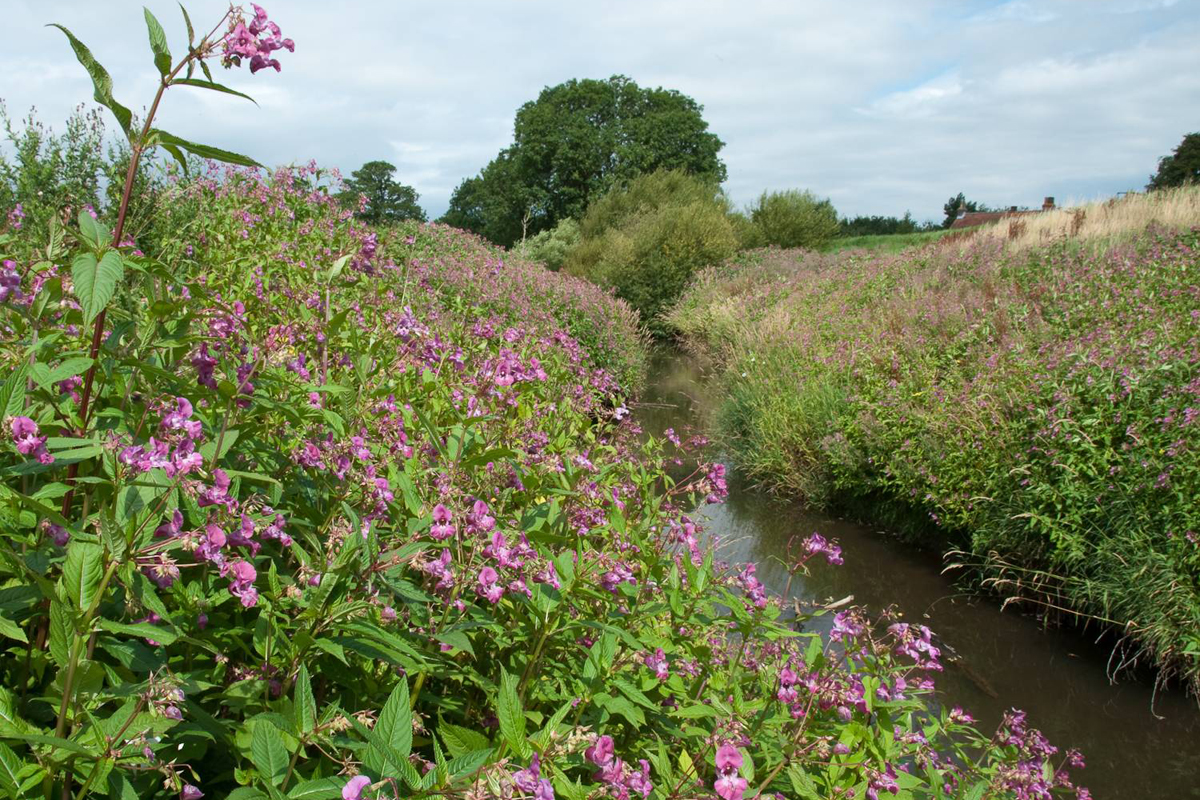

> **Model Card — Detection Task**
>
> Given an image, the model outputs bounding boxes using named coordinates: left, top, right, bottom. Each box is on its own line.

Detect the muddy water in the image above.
left=635, top=347, right=1200, bottom=799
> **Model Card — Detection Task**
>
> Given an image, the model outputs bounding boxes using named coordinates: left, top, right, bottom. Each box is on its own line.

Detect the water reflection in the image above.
left=635, top=347, right=1200, bottom=799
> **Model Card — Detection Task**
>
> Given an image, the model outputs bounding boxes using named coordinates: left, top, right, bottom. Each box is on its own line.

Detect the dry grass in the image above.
left=971, top=185, right=1200, bottom=250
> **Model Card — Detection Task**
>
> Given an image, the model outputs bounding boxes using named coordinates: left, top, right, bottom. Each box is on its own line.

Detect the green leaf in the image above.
left=179, top=3, right=195, bottom=47
left=44, top=357, right=93, bottom=387
left=365, top=680, right=412, bottom=773
left=47, top=25, right=133, bottom=134
left=287, top=778, right=344, bottom=799
left=48, top=601, right=72, bottom=668
left=0, top=364, right=29, bottom=419
left=251, top=720, right=289, bottom=787
left=434, top=630, right=474, bottom=656
left=496, top=669, right=528, bottom=757
left=0, top=742, right=27, bottom=797
left=143, top=8, right=172, bottom=76
left=294, top=664, right=316, bottom=735
left=63, top=541, right=104, bottom=613
left=72, top=250, right=124, bottom=325
left=787, top=765, right=821, bottom=799
left=152, top=130, right=262, bottom=168
left=438, top=721, right=491, bottom=758
left=0, top=613, right=29, bottom=644
left=76, top=209, right=110, bottom=250
left=97, top=619, right=177, bottom=645
left=171, top=78, right=258, bottom=104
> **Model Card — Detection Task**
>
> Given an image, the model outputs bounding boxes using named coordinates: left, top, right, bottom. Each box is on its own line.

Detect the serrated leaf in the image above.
left=787, top=764, right=820, bottom=799
left=45, top=357, right=93, bottom=387
left=251, top=720, right=289, bottom=787
left=48, top=25, right=133, bottom=134
left=496, top=670, right=528, bottom=757
left=287, top=777, right=344, bottom=799
left=97, top=619, right=177, bottom=645
left=153, top=130, right=262, bottom=168
left=63, top=541, right=104, bottom=613
left=48, top=601, right=72, bottom=668
left=76, top=209, right=110, bottom=250
left=143, top=8, right=172, bottom=76
left=0, top=364, right=29, bottom=419
left=179, top=3, right=195, bottom=47
left=438, top=721, right=491, bottom=758
left=0, top=614, right=29, bottom=644
left=72, top=250, right=124, bottom=325
left=0, top=742, right=26, bottom=797
left=365, top=680, right=411, bottom=774
left=294, top=664, right=316, bottom=735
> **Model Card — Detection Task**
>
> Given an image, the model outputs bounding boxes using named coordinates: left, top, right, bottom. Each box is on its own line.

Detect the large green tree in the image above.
left=441, top=75, right=726, bottom=247
left=1147, top=132, right=1200, bottom=190
left=339, top=160, right=426, bottom=224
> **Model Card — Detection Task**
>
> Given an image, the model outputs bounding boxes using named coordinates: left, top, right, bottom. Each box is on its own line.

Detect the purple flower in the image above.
left=475, top=566, right=503, bottom=603
left=585, top=735, right=615, bottom=767
left=342, top=775, right=371, bottom=800
left=430, top=503, right=455, bottom=540
left=10, top=416, right=52, bottom=464
left=181, top=786, right=203, bottom=800
left=714, top=744, right=747, bottom=800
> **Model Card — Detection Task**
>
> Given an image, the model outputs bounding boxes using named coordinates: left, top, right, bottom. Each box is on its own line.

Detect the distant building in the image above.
left=950, top=197, right=1056, bottom=229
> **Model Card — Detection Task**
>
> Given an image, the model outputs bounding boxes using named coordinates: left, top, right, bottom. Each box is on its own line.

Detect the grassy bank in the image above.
left=668, top=189, right=1200, bottom=690
left=824, top=228, right=956, bottom=254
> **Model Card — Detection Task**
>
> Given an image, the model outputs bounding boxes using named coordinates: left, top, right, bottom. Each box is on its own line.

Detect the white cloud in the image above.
left=1, top=0, right=1197, bottom=223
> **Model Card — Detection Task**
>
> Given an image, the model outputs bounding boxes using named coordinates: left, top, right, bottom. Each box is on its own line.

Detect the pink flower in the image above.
left=430, top=503, right=455, bottom=540
left=10, top=416, right=52, bottom=464
left=342, top=775, right=371, bottom=800
left=715, top=745, right=742, bottom=773
left=585, top=735, right=615, bottom=767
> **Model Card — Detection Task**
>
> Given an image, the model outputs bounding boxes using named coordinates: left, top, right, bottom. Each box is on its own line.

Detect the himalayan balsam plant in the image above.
left=0, top=5, right=1088, bottom=800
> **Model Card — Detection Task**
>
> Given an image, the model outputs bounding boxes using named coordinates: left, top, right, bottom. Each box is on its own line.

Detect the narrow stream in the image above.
left=635, top=347, right=1200, bottom=799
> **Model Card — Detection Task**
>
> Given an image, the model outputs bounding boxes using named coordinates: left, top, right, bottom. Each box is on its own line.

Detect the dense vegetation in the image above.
left=667, top=195, right=1200, bottom=691
left=0, top=5, right=1096, bottom=800
left=1147, top=131, right=1200, bottom=191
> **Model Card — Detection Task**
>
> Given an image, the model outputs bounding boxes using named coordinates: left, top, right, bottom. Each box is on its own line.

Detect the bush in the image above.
left=564, top=170, right=738, bottom=334
left=747, top=189, right=839, bottom=250
left=511, top=217, right=580, bottom=271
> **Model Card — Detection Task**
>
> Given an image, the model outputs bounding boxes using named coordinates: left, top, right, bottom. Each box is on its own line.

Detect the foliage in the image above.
left=942, top=193, right=991, bottom=228
left=511, top=218, right=580, bottom=272
left=1147, top=132, right=1200, bottom=191
left=440, top=76, right=726, bottom=247
left=564, top=170, right=738, bottom=335
left=0, top=104, right=107, bottom=241
left=668, top=226, right=1200, bottom=690
left=746, top=190, right=840, bottom=250
left=338, top=160, right=427, bottom=224
left=838, top=212, right=939, bottom=238
left=0, top=8, right=1092, bottom=800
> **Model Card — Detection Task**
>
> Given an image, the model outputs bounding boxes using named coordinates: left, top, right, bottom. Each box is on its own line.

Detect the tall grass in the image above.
left=667, top=196, right=1200, bottom=690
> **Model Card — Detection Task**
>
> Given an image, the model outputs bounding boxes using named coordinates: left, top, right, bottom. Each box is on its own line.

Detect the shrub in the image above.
left=747, top=189, right=840, bottom=250
left=511, top=217, right=580, bottom=271
left=564, top=170, right=738, bottom=334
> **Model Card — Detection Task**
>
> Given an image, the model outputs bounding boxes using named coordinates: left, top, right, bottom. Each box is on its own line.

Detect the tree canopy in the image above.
left=440, top=75, right=726, bottom=247
left=1147, top=132, right=1200, bottom=190
left=339, top=160, right=426, bottom=224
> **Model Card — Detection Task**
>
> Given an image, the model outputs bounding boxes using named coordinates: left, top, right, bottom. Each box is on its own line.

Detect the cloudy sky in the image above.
left=2, top=0, right=1197, bottom=223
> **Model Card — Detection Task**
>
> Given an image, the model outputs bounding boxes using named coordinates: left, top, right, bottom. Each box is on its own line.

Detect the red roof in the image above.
left=949, top=210, right=1040, bottom=230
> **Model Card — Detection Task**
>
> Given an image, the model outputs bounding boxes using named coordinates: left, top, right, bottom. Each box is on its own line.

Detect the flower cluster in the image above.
left=713, top=744, right=748, bottom=800
left=222, top=4, right=294, bottom=73
left=584, top=736, right=653, bottom=800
